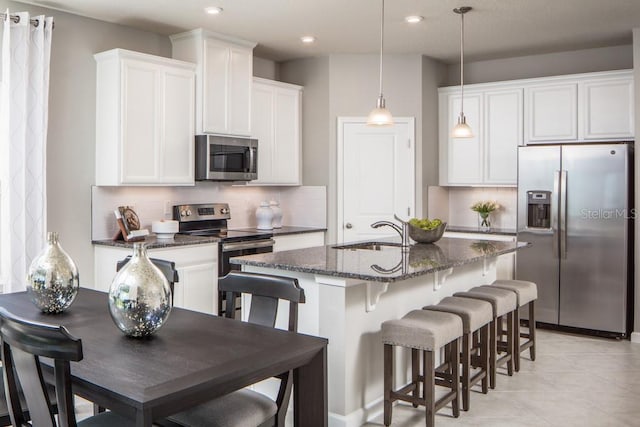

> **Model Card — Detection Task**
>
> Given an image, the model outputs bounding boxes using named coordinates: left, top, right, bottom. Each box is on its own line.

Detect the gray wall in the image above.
left=448, top=44, right=633, bottom=85
left=1, top=1, right=171, bottom=285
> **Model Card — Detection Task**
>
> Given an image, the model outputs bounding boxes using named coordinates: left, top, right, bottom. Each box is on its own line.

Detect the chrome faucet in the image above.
left=371, top=220, right=410, bottom=250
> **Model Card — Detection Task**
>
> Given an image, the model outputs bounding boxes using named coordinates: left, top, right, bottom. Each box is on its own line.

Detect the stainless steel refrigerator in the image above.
left=516, top=143, right=633, bottom=336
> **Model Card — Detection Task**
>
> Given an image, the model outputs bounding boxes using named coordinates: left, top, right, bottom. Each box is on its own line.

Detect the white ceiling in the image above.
left=15, top=0, right=640, bottom=63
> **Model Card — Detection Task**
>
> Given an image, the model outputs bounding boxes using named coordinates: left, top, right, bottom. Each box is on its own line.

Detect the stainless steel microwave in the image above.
left=195, top=135, right=258, bottom=181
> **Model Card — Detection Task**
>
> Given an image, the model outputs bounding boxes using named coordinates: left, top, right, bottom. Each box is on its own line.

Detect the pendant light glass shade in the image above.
left=367, top=0, right=393, bottom=127
left=367, top=95, right=394, bottom=126
left=451, top=113, right=473, bottom=138
left=451, top=6, right=473, bottom=138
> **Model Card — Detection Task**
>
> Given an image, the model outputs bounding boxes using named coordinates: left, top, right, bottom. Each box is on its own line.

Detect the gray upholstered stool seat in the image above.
left=490, top=280, right=538, bottom=370
left=381, top=310, right=463, bottom=427
left=424, top=297, right=492, bottom=411
left=166, top=389, right=277, bottom=427
left=454, top=287, right=518, bottom=389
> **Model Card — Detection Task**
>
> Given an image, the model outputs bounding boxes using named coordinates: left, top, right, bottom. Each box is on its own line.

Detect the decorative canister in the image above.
left=26, top=232, right=79, bottom=313
left=256, top=201, right=274, bottom=230
left=108, top=242, right=172, bottom=337
left=269, top=200, right=283, bottom=228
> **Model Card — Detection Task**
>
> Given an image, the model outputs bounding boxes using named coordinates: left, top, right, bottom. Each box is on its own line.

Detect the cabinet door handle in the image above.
left=345, top=223, right=353, bottom=229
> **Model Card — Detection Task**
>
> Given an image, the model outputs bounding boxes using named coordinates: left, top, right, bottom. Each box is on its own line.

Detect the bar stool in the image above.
left=454, top=286, right=517, bottom=389
left=423, top=296, right=492, bottom=411
left=381, top=310, right=463, bottom=427
left=490, top=280, right=538, bottom=371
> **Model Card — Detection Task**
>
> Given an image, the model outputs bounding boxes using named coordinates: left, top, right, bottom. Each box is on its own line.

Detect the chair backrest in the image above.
left=117, top=256, right=179, bottom=305
left=217, top=271, right=305, bottom=427
left=218, top=271, right=305, bottom=332
left=0, top=307, right=82, bottom=427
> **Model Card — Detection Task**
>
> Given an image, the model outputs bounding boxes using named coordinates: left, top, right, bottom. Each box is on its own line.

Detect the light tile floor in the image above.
left=365, top=329, right=640, bottom=427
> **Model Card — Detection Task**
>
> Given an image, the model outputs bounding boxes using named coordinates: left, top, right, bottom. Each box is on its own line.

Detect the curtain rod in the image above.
left=0, top=12, right=54, bottom=28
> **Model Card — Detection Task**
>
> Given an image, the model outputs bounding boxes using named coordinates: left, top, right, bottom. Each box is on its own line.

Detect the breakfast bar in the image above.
left=232, top=236, right=528, bottom=427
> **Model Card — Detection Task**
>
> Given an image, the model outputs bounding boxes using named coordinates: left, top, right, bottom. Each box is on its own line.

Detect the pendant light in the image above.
left=451, top=6, right=473, bottom=138
left=367, top=0, right=393, bottom=126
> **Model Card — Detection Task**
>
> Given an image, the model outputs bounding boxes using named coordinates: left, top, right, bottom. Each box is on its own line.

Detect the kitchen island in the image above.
left=231, top=237, right=528, bottom=427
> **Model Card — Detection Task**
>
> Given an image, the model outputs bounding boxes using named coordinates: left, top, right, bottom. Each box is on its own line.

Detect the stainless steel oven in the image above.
left=195, top=135, right=258, bottom=181
left=174, top=203, right=274, bottom=315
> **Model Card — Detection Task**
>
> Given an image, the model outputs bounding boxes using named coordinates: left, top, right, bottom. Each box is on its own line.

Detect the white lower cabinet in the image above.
left=94, top=244, right=218, bottom=314
left=443, top=232, right=516, bottom=280
left=272, top=232, right=325, bottom=252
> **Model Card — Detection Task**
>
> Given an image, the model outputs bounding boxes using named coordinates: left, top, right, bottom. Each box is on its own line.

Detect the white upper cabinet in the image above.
left=525, top=83, right=578, bottom=142
left=250, top=78, right=302, bottom=185
left=439, top=70, right=633, bottom=186
left=524, top=70, right=633, bottom=143
left=170, top=29, right=256, bottom=137
left=439, top=88, right=521, bottom=186
left=580, top=74, right=634, bottom=140
left=94, top=49, right=195, bottom=186
left=484, top=88, right=523, bottom=184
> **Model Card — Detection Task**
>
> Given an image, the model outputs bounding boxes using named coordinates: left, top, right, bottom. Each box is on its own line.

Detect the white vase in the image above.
left=270, top=200, right=283, bottom=228
left=256, top=202, right=274, bottom=230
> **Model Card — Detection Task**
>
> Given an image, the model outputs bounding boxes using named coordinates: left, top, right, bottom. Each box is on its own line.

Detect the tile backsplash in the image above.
left=92, top=184, right=327, bottom=240
left=428, top=186, right=517, bottom=230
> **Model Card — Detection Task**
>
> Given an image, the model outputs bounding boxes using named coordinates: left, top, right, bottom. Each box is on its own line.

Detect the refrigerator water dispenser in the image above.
left=527, top=191, right=551, bottom=229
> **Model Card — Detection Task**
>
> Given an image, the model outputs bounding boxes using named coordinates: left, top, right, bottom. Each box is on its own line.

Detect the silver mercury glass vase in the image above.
left=108, top=242, right=172, bottom=337
left=26, top=232, right=80, bottom=313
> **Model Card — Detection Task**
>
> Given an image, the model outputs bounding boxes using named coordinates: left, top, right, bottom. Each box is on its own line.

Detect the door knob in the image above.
left=345, top=223, right=353, bottom=229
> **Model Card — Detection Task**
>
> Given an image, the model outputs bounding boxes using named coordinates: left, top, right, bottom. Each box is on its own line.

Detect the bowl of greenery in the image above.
left=407, top=218, right=447, bottom=244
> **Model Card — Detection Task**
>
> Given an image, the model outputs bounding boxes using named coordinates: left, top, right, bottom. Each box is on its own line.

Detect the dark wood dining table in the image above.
left=0, top=288, right=328, bottom=426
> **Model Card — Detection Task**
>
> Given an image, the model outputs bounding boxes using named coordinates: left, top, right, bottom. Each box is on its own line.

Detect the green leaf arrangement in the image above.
left=470, top=201, right=500, bottom=214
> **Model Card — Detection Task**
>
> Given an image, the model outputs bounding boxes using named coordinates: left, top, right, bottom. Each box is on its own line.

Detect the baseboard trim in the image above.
left=631, top=332, right=640, bottom=343
left=329, top=397, right=384, bottom=427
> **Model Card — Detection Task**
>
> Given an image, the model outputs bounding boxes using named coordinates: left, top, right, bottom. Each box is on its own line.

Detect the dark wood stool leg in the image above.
left=384, top=344, right=393, bottom=426
left=424, top=349, right=435, bottom=427
left=481, top=324, right=489, bottom=394
left=529, top=301, right=536, bottom=361
left=412, top=348, right=420, bottom=408
left=506, top=312, right=514, bottom=376
left=461, top=332, right=470, bottom=411
left=489, top=319, right=497, bottom=389
left=513, top=305, right=521, bottom=372
left=451, top=338, right=460, bottom=418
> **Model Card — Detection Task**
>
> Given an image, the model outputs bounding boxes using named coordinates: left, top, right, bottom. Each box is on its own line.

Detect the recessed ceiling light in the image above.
left=300, top=36, right=316, bottom=44
left=205, top=6, right=223, bottom=15
left=404, top=15, right=424, bottom=24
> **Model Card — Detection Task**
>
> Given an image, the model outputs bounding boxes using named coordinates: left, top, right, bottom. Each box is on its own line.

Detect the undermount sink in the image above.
left=332, top=242, right=402, bottom=251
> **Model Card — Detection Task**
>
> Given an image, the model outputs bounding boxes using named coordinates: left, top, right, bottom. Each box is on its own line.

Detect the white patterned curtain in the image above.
left=0, top=11, right=53, bottom=293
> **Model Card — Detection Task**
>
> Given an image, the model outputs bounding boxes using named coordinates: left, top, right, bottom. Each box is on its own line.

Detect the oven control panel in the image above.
left=173, top=203, right=231, bottom=222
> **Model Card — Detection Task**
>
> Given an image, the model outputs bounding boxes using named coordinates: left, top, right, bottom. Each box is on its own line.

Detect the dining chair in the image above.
left=117, top=256, right=179, bottom=306
left=162, top=270, right=306, bottom=427
left=0, top=307, right=135, bottom=427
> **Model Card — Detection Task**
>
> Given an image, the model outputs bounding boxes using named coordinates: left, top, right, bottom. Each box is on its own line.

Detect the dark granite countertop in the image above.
left=231, top=237, right=530, bottom=283
left=445, top=225, right=517, bottom=236
left=92, top=234, right=220, bottom=249
left=92, top=226, right=326, bottom=249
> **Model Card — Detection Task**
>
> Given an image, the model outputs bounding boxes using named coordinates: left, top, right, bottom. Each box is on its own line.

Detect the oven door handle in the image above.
left=221, top=239, right=275, bottom=252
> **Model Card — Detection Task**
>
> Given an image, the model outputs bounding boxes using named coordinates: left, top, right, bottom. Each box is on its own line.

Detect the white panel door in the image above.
left=340, top=119, right=415, bottom=243
left=273, top=87, right=301, bottom=184
left=525, top=83, right=578, bottom=142
left=228, top=46, right=253, bottom=136
left=162, top=68, right=195, bottom=184
left=447, top=93, right=482, bottom=184
left=203, top=38, right=229, bottom=134
left=484, top=88, right=522, bottom=184
left=121, top=59, right=159, bottom=183
left=581, top=77, right=634, bottom=140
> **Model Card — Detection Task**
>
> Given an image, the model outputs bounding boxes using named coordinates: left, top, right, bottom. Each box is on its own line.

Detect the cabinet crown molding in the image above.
left=94, top=48, right=196, bottom=70
left=169, top=28, right=257, bottom=49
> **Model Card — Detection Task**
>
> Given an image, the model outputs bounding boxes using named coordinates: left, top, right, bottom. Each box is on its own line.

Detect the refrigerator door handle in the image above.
left=560, top=170, right=568, bottom=259
left=552, top=170, right=560, bottom=259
